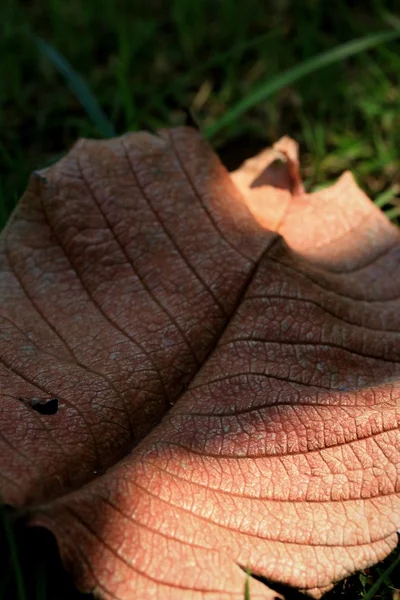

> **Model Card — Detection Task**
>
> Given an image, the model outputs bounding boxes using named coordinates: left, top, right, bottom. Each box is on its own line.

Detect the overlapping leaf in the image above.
left=0, top=128, right=399, bottom=599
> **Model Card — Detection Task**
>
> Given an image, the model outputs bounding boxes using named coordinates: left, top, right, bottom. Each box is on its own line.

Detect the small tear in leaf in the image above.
left=19, top=397, right=59, bottom=415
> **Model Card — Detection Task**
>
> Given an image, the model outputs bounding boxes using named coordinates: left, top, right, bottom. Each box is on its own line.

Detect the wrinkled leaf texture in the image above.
left=0, top=128, right=399, bottom=600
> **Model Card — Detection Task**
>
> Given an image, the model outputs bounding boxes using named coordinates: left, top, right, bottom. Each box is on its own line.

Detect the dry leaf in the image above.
left=0, top=127, right=399, bottom=599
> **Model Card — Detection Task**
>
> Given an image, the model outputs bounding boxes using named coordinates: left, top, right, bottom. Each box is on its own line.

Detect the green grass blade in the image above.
left=34, top=36, right=116, bottom=138
left=244, top=569, right=251, bottom=600
left=0, top=505, right=27, bottom=600
left=35, top=559, right=47, bottom=600
left=206, top=30, right=400, bottom=138
left=362, top=550, right=400, bottom=600
left=382, top=10, right=400, bottom=30
left=382, top=206, right=400, bottom=222
left=374, top=185, right=399, bottom=208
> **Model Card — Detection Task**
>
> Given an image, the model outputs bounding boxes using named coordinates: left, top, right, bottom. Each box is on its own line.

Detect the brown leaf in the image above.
left=0, top=127, right=399, bottom=599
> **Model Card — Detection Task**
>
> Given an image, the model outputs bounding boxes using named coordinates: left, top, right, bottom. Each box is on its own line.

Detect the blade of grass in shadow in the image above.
left=206, top=30, right=400, bottom=138
left=362, top=549, right=400, bottom=600
left=34, top=558, right=47, bottom=600
left=0, top=504, right=27, bottom=600
left=166, top=28, right=282, bottom=96
left=382, top=10, right=400, bottom=30
left=34, top=36, right=116, bottom=138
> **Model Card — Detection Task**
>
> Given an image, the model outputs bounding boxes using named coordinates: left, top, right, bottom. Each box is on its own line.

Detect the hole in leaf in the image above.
left=19, top=397, right=59, bottom=415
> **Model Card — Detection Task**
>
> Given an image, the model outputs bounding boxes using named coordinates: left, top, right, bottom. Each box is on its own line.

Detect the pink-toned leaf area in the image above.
left=1, top=128, right=399, bottom=599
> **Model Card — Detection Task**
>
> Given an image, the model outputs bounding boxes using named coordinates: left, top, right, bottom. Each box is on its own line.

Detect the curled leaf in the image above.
left=0, top=128, right=399, bottom=599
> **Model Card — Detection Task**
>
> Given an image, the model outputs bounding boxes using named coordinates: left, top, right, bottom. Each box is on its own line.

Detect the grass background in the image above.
left=1, top=0, right=400, bottom=598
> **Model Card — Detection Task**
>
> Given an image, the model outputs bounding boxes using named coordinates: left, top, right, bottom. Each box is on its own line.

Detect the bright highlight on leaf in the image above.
left=0, top=128, right=399, bottom=599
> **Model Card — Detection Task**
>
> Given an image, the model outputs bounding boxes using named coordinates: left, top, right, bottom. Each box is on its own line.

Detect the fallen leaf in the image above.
left=0, top=127, right=399, bottom=599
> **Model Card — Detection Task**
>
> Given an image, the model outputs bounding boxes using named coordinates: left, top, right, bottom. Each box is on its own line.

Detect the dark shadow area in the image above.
left=0, top=507, right=91, bottom=600
left=218, top=136, right=267, bottom=172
